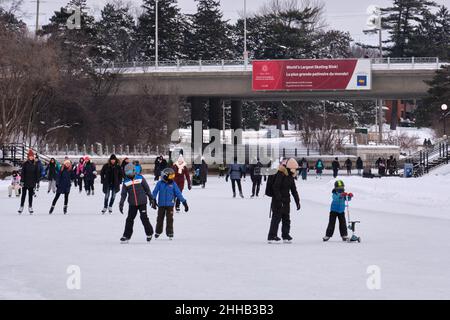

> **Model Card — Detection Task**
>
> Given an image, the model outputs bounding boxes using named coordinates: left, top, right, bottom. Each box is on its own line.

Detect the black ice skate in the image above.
left=322, top=236, right=330, bottom=242
left=154, top=234, right=160, bottom=239
left=168, top=234, right=174, bottom=240
left=18, top=206, right=24, bottom=214
left=63, top=206, right=67, bottom=215
left=108, top=207, right=113, bottom=214
left=120, top=237, right=129, bottom=244
left=146, top=235, right=153, bottom=243
left=239, top=192, right=244, bottom=198
left=49, top=206, right=55, bottom=214
left=101, top=208, right=107, bottom=214
left=268, top=236, right=281, bottom=244
left=283, top=236, right=293, bottom=244
left=28, top=207, right=34, bottom=215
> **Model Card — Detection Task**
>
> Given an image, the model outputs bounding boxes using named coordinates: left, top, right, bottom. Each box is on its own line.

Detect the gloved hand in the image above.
left=119, top=205, right=124, bottom=214
left=225, top=176, right=229, bottom=182
left=348, top=193, right=354, bottom=198
left=188, top=184, right=192, bottom=190
left=150, top=198, right=157, bottom=210
left=183, top=201, right=189, bottom=212
left=296, top=202, right=301, bottom=211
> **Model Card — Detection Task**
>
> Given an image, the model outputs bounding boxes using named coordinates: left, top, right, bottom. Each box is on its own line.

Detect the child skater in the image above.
left=323, top=180, right=352, bottom=242
left=8, top=171, right=21, bottom=197
left=49, top=160, right=73, bottom=215
left=118, top=163, right=156, bottom=244
left=152, top=168, right=189, bottom=240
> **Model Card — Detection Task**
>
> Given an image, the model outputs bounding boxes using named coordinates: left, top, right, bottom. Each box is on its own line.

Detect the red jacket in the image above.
left=172, top=163, right=191, bottom=190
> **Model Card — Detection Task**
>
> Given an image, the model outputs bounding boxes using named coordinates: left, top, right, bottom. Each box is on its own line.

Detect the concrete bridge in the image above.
left=104, top=57, right=447, bottom=134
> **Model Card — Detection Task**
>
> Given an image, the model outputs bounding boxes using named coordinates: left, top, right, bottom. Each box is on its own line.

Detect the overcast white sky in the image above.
left=17, top=0, right=449, bottom=46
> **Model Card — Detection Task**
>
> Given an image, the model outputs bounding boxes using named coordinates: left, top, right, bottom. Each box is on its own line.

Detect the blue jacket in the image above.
left=56, top=168, right=72, bottom=194
left=227, top=163, right=245, bottom=180
left=152, top=180, right=186, bottom=207
left=330, top=191, right=349, bottom=213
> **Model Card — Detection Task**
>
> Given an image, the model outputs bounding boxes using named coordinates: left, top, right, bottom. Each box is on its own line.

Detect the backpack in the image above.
left=265, top=174, right=276, bottom=197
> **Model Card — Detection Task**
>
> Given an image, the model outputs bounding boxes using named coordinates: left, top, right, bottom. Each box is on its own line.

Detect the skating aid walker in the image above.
left=342, top=192, right=361, bottom=243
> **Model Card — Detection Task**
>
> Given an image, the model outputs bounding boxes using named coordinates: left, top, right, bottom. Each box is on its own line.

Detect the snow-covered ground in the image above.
left=1, top=168, right=449, bottom=300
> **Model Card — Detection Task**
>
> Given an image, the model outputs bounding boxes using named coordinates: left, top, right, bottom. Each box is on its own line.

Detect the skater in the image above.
left=356, top=157, right=363, bottom=176
left=18, top=150, right=40, bottom=214
left=197, top=158, right=208, bottom=188
left=46, top=158, right=58, bottom=194
left=250, top=159, right=263, bottom=197
left=8, top=171, right=21, bottom=198
left=300, top=158, right=309, bottom=180
left=100, top=154, right=123, bottom=214
left=118, top=163, right=156, bottom=243
left=332, top=158, right=340, bottom=178
left=226, top=159, right=245, bottom=198
left=172, top=155, right=191, bottom=211
left=83, top=156, right=97, bottom=195
left=49, top=160, right=72, bottom=215
left=35, top=154, right=45, bottom=192
left=218, top=163, right=227, bottom=178
left=121, top=157, right=130, bottom=177
left=154, top=155, right=167, bottom=181
left=323, top=180, right=350, bottom=242
left=75, top=157, right=85, bottom=193
left=133, top=160, right=142, bottom=175
left=315, top=158, right=324, bottom=179
left=152, top=168, right=189, bottom=240
left=344, top=158, right=353, bottom=176
left=267, top=158, right=301, bottom=244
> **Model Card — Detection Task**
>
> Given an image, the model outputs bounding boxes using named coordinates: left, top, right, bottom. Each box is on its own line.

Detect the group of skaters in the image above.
left=9, top=150, right=360, bottom=244
left=264, top=157, right=354, bottom=243
left=375, top=156, right=398, bottom=176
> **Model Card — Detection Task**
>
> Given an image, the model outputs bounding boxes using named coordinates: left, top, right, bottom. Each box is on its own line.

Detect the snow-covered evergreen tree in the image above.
left=96, top=2, right=136, bottom=63
left=136, top=0, right=185, bottom=61
left=186, top=0, right=233, bottom=60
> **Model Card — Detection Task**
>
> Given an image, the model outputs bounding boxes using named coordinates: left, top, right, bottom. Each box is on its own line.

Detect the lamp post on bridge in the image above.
left=442, top=104, right=448, bottom=137
left=155, top=0, right=159, bottom=68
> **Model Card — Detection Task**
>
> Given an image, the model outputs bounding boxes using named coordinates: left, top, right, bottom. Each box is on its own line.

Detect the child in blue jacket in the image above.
left=152, top=168, right=189, bottom=240
left=323, top=180, right=351, bottom=242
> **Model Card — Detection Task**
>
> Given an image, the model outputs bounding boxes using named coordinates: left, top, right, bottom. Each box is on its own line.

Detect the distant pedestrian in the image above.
left=315, top=158, right=324, bottom=179
left=332, top=158, right=340, bottom=178
left=344, top=158, right=353, bottom=176
left=356, top=157, right=363, bottom=176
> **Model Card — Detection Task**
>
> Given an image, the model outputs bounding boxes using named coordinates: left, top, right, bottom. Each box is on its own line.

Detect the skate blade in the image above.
left=283, top=240, right=292, bottom=244
left=120, top=240, right=129, bottom=244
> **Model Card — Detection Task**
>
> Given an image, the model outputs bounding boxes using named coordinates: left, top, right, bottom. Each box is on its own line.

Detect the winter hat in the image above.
left=84, top=155, right=90, bottom=162
left=286, top=158, right=299, bottom=170
left=334, top=180, right=345, bottom=192
left=109, top=154, right=117, bottom=161
left=27, top=149, right=35, bottom=159
left=124, top=163, right=136, bottom=177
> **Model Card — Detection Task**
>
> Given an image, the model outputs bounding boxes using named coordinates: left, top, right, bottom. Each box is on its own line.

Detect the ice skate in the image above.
left=283, top=236, right=293, bottom=244
left=239, top=192, right=244, bottom=198
left=120, top=237, right=129, bottom=244
left=146, top=235, right=153, bottom=243
left=49, top=206, right=55, bottom=214
left=28, top=207, right=34, bottom=215
left=322, top=236, right=330, bottom=242
left=154, top=234, right=160, bottom=239
left=18, top=206, right=24, bottom=214
left=101, top=207, right=107, bottom=214
left=108, top=207, right=113, bottom=214
left=63, top=206, right=67, bottom=215
left=167, top=234, right=174, bottom=240
left=268, top=236, right=281, bottom=244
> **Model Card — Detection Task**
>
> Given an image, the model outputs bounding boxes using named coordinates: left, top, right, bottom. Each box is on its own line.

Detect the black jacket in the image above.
left=332, top=160, right=340, bottom=171
left=120, top=175, right=153, bottom=207
left=272, top=166, right=300, bottom=206
left=21, top=160, right=40, bottom=189
left=250, top=162, right=263, bottom=182
left=46, top=162, right=57, bottom=180
left=83, top=161, right=97, bottom=181
left=101, top=162, right=123, bottom=193
left=356, top=158, right=363, bottom=170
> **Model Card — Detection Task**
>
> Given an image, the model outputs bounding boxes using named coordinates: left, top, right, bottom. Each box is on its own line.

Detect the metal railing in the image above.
left=95, top=57, right=448, bottom=73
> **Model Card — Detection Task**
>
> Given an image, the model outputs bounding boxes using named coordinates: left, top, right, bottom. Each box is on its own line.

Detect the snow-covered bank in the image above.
left=0, top=168, right=449, bottom=299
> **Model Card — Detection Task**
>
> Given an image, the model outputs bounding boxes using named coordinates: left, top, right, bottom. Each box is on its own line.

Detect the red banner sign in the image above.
left=252, top=59, right=371, bottom=91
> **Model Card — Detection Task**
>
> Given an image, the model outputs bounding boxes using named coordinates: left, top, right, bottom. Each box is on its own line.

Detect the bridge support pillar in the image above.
left=209, top=98, right=223, bottom=133
left=190, top=97, right=205, bottom=161
left=231, top=100, right=243, bottom=131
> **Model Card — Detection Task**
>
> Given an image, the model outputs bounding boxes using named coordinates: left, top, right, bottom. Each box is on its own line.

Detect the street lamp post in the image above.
left=442, top=104, right=448, bottom=137
left=243, top=0, right=248, bottom=69
left=155, top=0, right=159, bottom=68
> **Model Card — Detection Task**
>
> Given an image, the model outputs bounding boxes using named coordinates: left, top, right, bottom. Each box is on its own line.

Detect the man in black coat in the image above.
left=100, top=154, right=123, bottom=214
left=267, top=158, right=301, bottom=243
left=332, top=158, right=340, bottom=178
left=250, top=159, right=263, bottom=197
left=19, top=150, right=40, bottom=214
